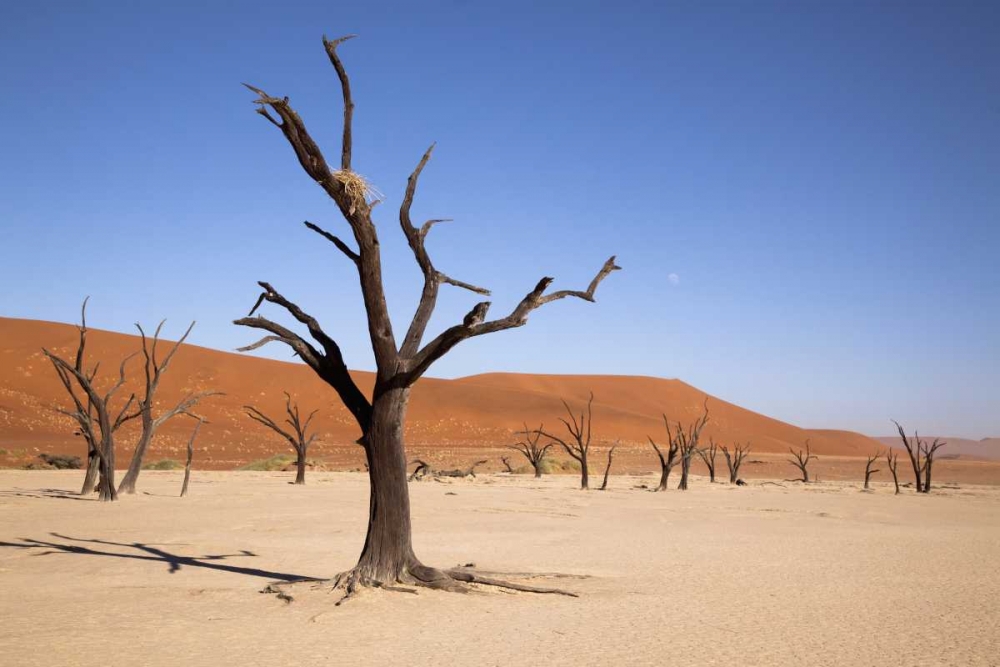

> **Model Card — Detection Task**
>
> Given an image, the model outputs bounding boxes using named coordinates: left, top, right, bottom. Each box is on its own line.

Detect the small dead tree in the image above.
left=697, top=437, right=720, bottom=483
left=537, top=394, right=596, bottom=490
left=863, top=450, right=881, bottom=490
left=43, top=299, right=139, bottom=501
left=506, top=423, right=554, bottom=478
left=244, top=393, right=319, bottom=484
left=435, top=460, right=488, bottom=478
left=721, top=442, right=751, bottom=484
left=676, top=401, right=710, bottom=491
left=180, top=418, right=204, bottom=498
left=500, top=456, right=514, bottom=473
left=648, top=416, right=680, bottom=492
left=599, top=442, right=617, bottom=491
left=235, top=35, right=617, bottom=598
left=118, top=321, right=218, bottom=495
left=885, top=449, right=901, bottom=495
left=892, top=420, right=946, bottom=494
left=408, top=459, right=431, bottom=481
left=788, top=440, right=817, bottom=483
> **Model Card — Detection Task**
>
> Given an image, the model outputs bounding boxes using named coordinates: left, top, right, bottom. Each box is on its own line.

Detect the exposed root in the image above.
left=261, top=562, right=580, bottom=605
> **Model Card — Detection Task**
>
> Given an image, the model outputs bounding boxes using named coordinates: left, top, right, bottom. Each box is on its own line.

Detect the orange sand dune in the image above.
left=1, top=317, right=884, bottom=468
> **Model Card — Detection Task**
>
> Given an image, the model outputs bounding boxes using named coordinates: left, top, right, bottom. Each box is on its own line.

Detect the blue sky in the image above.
left=1, top=1, right=997, bottom=438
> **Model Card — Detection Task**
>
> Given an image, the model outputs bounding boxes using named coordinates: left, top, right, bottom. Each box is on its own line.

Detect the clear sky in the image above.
left=1, top=1, right=997, bottom=438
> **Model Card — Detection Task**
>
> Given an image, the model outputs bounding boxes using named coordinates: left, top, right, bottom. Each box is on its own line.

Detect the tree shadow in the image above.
left=0, top=488, right=93, bottom=501
left=0, top=533, right=318, bottom=582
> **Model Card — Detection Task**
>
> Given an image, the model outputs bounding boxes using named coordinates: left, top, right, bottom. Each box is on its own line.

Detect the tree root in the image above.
left=261, top=562, right=579, bottom=605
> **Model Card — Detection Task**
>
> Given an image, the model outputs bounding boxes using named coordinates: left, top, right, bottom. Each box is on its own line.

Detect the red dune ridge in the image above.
left=0, top=316, right=892, bottom=471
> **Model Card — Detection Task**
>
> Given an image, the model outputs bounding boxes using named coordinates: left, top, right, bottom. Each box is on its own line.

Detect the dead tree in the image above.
left=885, top=450, right=901, bottom=495
left=180, top=418, right=204, bottom=498
left=408, top=460, right=431, bottom=481
left=244, top=393, right=319, bottom=484
left=648, top=416, right=681, bottom=492
left=537, top=394, right=597, bottom=490
left=599, top=442, right=617, bottom=491
left=788, top=440, right=817, bottom=483
left=235, top=35, right=617, bottom=598
left=118, top=321, right=218, bottom=494
left=500, top=456, right=514, bottom=473
left=892, top=420, right=946, bottom=494
left=506, top=423, right=554, bottom=478
left=863, top=450, right=881, bottom=490
left=43, top=299, right=139, bottom=501
left=721, top=442, right=751, bottom=484
left=676, top=401, right=710, bottom=491
left=697, top=437, right=720, bottom=483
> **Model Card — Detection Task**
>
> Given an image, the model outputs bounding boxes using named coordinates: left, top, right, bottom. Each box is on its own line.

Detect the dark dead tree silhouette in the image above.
left=721, top=442, right=751, bottom=484
left=599, top=442, right=617, bottom=491
left=43, top=299, right=139, bottom=501
left=500, top=456, right=514, bottom=473
left=119, top=321, right=219, bottom=495
left=180, top=418, right=205, bottom=497
left=244, top=393, right=319, bottom=485
left=787, top=440, right=817, bottom=483
left=435, top=460, right=488, bottom=478
left=676, top=401, right=710, bottom=491
left=507, top=423, right=554, bottom=478
left=648, top=415, right=681, bottom=492
left=891, top=420, right=946, bottom=494
left=697, top=437, right=720, bottom=483
left=885, top=449, right=901, bottom=495
left=537, top=394, right=597, bottom=490
left=863, top=450, right=881, bottom=490
left=234, top=35, right=616, bottom=600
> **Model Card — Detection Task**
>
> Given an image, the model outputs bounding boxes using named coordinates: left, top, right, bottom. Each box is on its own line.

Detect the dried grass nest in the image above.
left=331, top=169, right=382, bottom=213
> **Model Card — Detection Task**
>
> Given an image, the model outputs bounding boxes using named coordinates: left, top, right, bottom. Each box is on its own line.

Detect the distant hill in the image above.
left=1, top=317, right=886, bottom=468
left=874, top=436, right=1000, bottom=461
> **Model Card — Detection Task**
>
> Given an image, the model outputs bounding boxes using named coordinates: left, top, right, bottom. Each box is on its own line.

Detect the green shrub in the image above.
left=38, top=453, right=83, bottom=469
left=143, top=459, right=183, bottom=470
left=239, top=454, right=297, bottom=471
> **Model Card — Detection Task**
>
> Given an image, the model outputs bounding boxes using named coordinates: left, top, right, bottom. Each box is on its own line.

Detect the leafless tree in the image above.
left=43, top=299, right=139, bottom=501
left=500, top=456, right=514, bottom=473
left=721, top=442, right=751, bottom=484
left=537, top=394, right=597, bottom=490
left=506, top=423, right=554, bottom=478
left=885, top=449, right=901, bottom=495
left=648, top=416, right=681, bottom=492
left=863, top=450, right=881, bottom=490
left=697, top=437, right=720, bottom=483
left=408, top=459, right=431, bottom=482
left=244, top=393, right=319, bottom=485
left=787, top=440, right=817, bottom=483
left=118, top=321, right=218, bottom=494
left=892, top=420, right=946, bottom=494
left=235, top=36, right=616, bottom=598
left=675, top=401, right=710, bottom=491
left=599, top=442, right=617, bottom=491
left=180, top=418, right=204, bottom=498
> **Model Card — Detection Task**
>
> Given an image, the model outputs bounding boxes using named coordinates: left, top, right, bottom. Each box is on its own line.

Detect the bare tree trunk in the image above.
left=886, top=451, right=900, bottom=495
left=295, top=453, right=307, bottom=485
left=532, top=462, right=542, bottom=478
left=599, top=444, right=616, bottom=491
left=180, top=419, right=202, bottom=498
left=657, top=464, right=670, bottom=491
left=118, top=422, right=152, bottom=495
left=678, top=455, right=691, bottom=490
left=354, top=388, right=417, bottom=583
left=579, top=456, right=589, bottom=490
left=81, top=445, right=99, bottom=495
left=97, top=443, right=116, bottom=502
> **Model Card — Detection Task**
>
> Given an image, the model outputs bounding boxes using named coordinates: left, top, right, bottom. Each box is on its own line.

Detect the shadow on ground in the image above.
left=0, top=532, right=318, bottom=582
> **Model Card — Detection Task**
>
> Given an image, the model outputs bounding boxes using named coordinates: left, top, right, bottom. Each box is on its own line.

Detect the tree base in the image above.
left=261, top=562, right=580, bottom=605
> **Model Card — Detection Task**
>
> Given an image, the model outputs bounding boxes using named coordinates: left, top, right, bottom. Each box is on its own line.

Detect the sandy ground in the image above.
left=1, top=470, right=998, bottom=667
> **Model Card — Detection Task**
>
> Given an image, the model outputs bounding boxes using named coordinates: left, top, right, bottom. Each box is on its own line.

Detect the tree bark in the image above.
left=81, top=445, right=99, bottom=495
left=657, top=465, right=671, bottom=491
left=354, top=388, right=417, bottom=582
left=118, top=417, right=153, bottom=495
left=295, top=454, right=307, bottom=485
left=579, top=456, right=589, bottom=490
